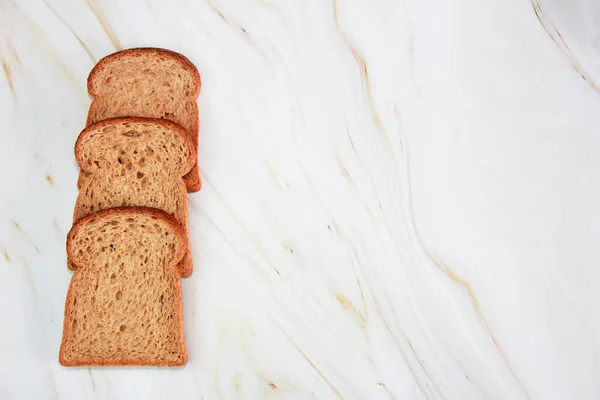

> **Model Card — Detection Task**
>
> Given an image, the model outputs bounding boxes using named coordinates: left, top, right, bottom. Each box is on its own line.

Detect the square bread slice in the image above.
left=84, top=48, right=201, bottom=192
left=60, top=207, right=188, bottom=366
left=72, top=117, right=195, bottom=276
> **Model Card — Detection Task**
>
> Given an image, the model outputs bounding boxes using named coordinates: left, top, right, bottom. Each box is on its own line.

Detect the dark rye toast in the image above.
left=82, top=48, right=201, bottom=192
left=60, top=207, right=188, bottom=366
left=72, top=117, right=195, bottom=276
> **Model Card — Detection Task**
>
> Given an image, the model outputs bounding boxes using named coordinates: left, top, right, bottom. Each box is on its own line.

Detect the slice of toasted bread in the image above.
left=60, top=207, right=188, bottom=366
left=85, top=48, right=201, bottom=192
left=73, top=117, right=195, bottom=276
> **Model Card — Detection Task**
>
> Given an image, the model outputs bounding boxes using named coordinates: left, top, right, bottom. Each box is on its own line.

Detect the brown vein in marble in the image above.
left=21, top=258, right=37, bottom=294
left=336, top=293, right=367, bottom=327
left=12, top=220, right=40, bottom=254
left=207, top=0, right=227, bottom=22
left=431, top=254, right=530, bottom=399
left=45, top=174, right=55, bottom=186
left=378, top=382, right=396, bottom=399
left=377, top=298, right=432, bottom=400
left=336, top=154, right=353, bottom=183
left=84, top=0, right=122, bottom=50
left=332, top=0, right=396, bottom=152
left=346, top=246, right=431, bottom=399
left=11, top=4, right=87, bottom=95
left=43, top=0, right=96, bottom=62
left=266, top=162, right=285, bottom=188
left=1, top=245, right=11, bottom=263
left=531, top=0, right=600, bottom=93
left=338, top=254, right=369, bottom=337
left=194, top=179, right=274, bottom=279
left=283, top=243, right=294, bottom=254
left=406, top=337, right=449, bottom=398
left=1, top=38, right=20, bottom=96
left=2, top=61, right=13, bottom=93
left=355, top=272, right=368, bottom=333
left=207, top=0, right=254, bottom=45
left=288, top=338, right=343, bottom=399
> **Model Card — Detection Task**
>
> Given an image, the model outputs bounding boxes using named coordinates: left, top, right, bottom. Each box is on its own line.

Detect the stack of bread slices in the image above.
left=59, top=48, right=200, bottom=367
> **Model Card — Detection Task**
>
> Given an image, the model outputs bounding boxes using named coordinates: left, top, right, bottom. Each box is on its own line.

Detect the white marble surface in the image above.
left=1, top=0, right=600, bottom=398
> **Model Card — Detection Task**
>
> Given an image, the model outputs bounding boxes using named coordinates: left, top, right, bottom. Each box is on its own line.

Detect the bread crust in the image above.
left=61, top=207, right=188, bottom=367
left=85, top=47, right=201, bottom=192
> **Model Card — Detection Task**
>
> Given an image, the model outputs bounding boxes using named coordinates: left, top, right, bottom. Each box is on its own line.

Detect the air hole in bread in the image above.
left=137, top=171, right=144, bottom=179
left=119, top=324, right=126, bottom=332
left=110, top=273, right=116, bottom=283
left=115, top=290, right=122, bottom=300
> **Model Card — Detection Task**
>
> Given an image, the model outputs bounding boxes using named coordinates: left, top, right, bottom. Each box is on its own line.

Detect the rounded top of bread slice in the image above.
left=67, top=207, right=187, bottom=273
left=87, top=48, right=201, bottom=98
left=75, top=117, right=196, bottom=177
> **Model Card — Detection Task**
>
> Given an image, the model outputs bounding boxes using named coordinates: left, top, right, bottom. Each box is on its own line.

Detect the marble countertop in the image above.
left=2, top=0, right=600, bottom=398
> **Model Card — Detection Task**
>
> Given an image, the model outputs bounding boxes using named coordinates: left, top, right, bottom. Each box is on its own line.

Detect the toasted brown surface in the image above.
left=73, top=117, right=195, bottom=276
left=85, top=47, right=201, bottom=192
left=60, top=207, right=187, bottom=366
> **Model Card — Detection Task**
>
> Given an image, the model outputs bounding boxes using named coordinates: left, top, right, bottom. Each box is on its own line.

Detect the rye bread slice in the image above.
left=60, top=207, right=188, bottom=366
left=85, top=48, right=201, bottom=192
left=73, top=117, right=195, bottom=276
